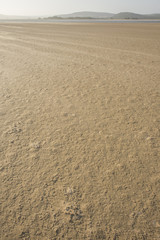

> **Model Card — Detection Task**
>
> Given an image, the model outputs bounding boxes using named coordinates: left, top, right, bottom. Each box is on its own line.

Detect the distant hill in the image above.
left=51, top=11, right=114, bottom=19
left=112, top=12, right=160, bottom=19
left=47, top=11, right=160, bottom=20
left=1, top=12, right=160, bottom=20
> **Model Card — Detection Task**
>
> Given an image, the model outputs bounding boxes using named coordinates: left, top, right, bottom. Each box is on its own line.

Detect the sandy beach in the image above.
left=0, top=23, right=160, bottom=239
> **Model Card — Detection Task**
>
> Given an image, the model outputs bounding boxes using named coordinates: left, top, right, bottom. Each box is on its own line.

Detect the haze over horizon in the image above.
left=0, top=0, right=160, bottom=16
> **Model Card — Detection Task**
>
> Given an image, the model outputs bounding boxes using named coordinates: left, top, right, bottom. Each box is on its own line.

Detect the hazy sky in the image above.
left=0, top=0, right=160, bottom=16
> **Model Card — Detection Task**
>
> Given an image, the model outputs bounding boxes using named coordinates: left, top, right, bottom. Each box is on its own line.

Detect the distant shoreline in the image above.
left=1, top=19, right=160, bottom=23
left=43, top=17, right=160, bottom=20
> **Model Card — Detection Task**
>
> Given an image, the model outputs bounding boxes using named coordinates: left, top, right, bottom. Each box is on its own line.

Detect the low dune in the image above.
left=0, top=23, right=160, bottom=240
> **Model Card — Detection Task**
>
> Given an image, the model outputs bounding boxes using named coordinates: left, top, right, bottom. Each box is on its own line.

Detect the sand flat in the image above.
left=0, top=23, right=160, bottom=240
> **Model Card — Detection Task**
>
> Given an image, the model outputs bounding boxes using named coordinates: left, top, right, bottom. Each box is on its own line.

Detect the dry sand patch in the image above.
left=0, top=23, right=160, bottom=239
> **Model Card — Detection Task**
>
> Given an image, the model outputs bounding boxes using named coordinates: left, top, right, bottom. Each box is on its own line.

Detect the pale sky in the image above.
left=0, top=0, right=160, bottom=16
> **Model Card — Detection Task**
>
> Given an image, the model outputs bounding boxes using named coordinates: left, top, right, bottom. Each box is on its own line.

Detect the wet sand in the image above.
left=0, top=23, right=160, bottom=240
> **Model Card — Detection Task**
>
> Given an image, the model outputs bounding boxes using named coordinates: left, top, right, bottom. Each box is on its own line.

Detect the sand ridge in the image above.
left=0, top=23, right=160, bottom=239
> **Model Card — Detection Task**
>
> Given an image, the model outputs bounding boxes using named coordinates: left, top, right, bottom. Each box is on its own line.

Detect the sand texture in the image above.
left=0, top=23, right=160, bottom=239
